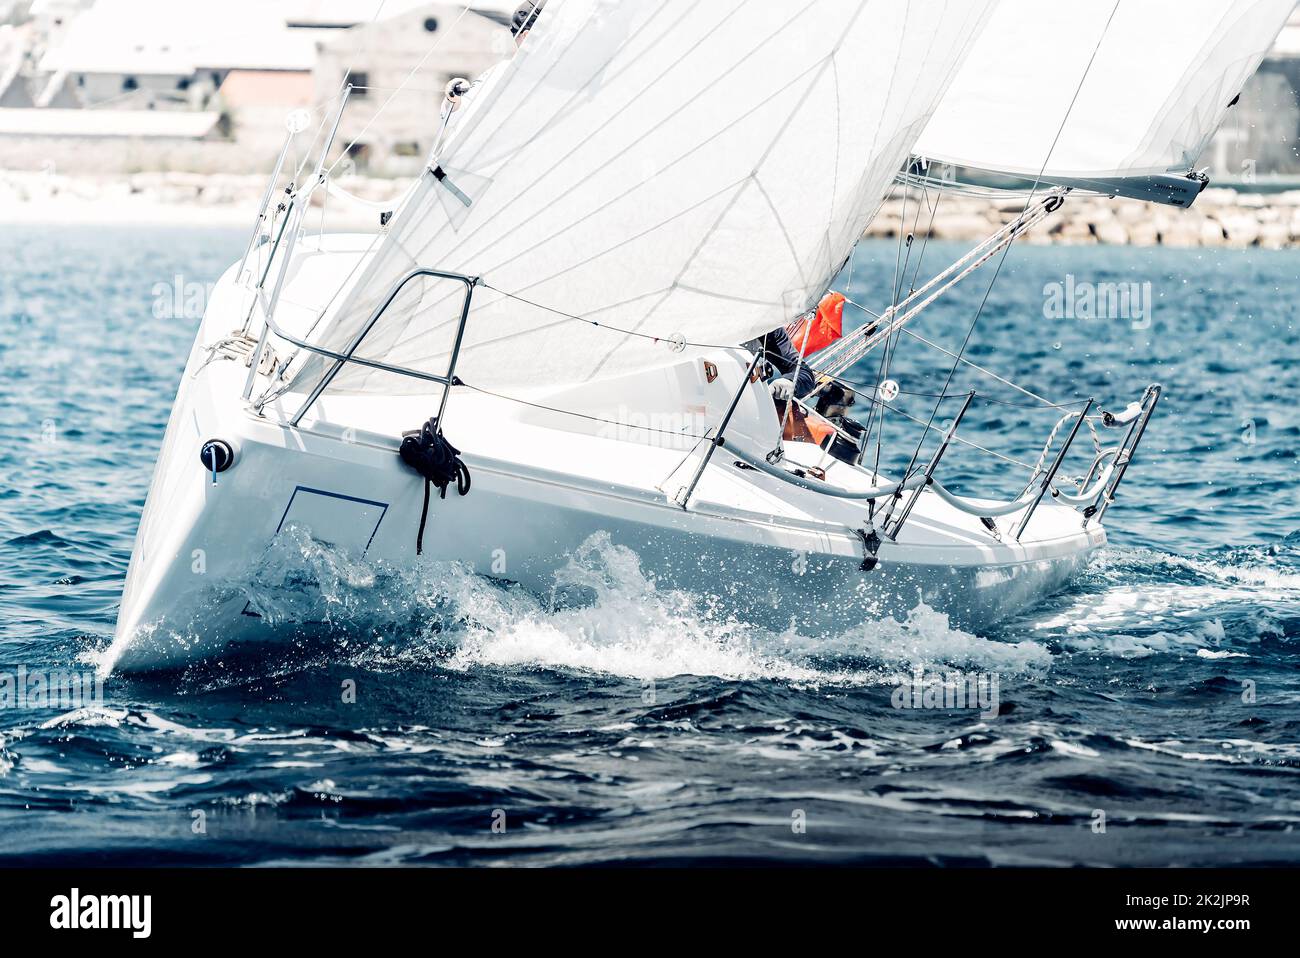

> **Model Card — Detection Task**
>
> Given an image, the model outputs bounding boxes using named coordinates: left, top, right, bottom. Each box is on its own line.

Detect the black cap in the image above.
left=511, top=0, right=545, bottom=36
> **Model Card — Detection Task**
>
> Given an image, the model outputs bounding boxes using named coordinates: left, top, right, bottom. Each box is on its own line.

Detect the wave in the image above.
left=135, top=528, right=1052, bottom=686
left=1014, top=541, right=1300, bottom=657
left=95, top=526, right=1300, bottom=681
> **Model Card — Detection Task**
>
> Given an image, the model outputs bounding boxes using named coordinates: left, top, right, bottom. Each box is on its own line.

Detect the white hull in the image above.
left=106, top=237, right=1106, bottom=674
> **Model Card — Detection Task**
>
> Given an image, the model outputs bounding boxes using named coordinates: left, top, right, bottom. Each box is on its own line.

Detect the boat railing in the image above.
left=706, top=380, right=1161, bottom=542
left=1084, top=383, right=1162, bottom=528
left=269, top=267, right=479, bottom=427
left=239, top=86, right=355, bottom=401
left=232, top=90, right=1162, bottom=540
left=233, top=87, right=481, bottom=428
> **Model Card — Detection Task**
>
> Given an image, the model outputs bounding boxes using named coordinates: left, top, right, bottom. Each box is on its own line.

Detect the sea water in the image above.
left=0, top=225, right=1296, bottom=865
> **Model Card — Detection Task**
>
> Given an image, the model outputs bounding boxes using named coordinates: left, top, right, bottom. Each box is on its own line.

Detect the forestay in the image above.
left=912, top=0, right=1295, bottom=193
left=282, top=0, right=995, bottom=396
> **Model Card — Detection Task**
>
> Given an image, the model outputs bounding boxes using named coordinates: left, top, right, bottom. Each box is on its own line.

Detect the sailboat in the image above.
left=104, top=0, right=1295, bottom=673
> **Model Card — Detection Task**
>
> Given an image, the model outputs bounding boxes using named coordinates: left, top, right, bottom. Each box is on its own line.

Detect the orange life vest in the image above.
left=781, top=403, right=839, bottom=447
left=785, top=291, right=845, bottom=357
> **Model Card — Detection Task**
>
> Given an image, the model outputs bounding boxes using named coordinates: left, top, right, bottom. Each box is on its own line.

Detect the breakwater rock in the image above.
left=864, top=186, right=1300, bottom=249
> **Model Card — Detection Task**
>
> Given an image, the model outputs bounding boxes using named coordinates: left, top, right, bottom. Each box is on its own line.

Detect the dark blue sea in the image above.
left=1, top=224, right=1297, bottom=866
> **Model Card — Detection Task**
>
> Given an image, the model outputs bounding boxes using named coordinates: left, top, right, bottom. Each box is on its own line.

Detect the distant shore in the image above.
left=0, top=170, right=404, bottom=230
left=3, top=170, right=1300, bottom=248
left=865, top=185, right=1300, bottom=249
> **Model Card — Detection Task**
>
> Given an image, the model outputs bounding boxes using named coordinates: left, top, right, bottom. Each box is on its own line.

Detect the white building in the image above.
left=1206, top=6, right=1300, bottom=181
left=313, top=2, right=510, bottom=176
left=0, top=0, right=522, bottom=173
left=36, top=0, right=333, bottom=109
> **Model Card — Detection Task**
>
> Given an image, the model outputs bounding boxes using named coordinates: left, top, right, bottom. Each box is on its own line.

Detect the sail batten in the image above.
left=282, top=0, right=995, bottom=396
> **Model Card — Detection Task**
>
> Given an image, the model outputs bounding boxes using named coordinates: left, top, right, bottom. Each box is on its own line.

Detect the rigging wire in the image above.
left=857, top=179, right=915, bottom=484
left=870, top=182, right=936, bottom=465
left=459, top=382, right=712, bottom=440
left=907, top=188, right=942, bottom=296
left=258, top=2, right=1107, bottom=493
left=897, top=324, right=1067, bottom=409
left=817, top=358, right=1091, bottom=412
left=868, top=399, right=1036, bottom=472
left=894, top=171, right=1048, bottom=201
left=478, top=283, right=746, bottom=352
left=457, top=375, right=1039, bottom=473
left=893, top=0, right=1122, bottom=490
left=323, top=2, right=477, bottom=178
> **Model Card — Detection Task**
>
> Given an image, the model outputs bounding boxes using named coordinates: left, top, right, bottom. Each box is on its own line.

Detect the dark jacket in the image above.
left=760, top=327, right=817, bottom=398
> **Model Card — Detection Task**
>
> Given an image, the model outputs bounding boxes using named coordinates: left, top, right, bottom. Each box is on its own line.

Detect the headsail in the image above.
left=282, top=0, right=995, bottom=396
left=911, top=0, right=1296, bottom=206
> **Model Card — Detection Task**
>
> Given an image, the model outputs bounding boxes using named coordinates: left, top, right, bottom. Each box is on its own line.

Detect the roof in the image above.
left=36, top=0, right=524, bottom=77
left=284, top=0, right=519, bottom=27
left=217, top=69, right=314, bottom=109
left=0, top=107, right=219, bottom=137
left=28, top=0, right=96, bottom=17
left=284, top=0, right=436, bottom=28
left=38, top=0, right=329, bottom=75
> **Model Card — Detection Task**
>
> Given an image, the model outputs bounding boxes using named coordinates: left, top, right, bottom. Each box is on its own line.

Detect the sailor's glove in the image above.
left=444, top=77, right=472, bottom=103
left=770, top=378, right=795, bottom=402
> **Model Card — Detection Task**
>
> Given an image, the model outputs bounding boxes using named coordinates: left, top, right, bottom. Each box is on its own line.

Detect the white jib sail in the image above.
left=282, top=0, right=995, bottom=396
left=913, top=0, right=1296, bottom=186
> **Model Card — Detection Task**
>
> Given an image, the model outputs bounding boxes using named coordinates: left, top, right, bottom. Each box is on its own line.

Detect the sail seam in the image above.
left=410, top=38, right=837, bottom=350
left=437, top=0, right=762, bottom=274
left=587, top=4, right=869, bottom=373
left=379, top=0, right=812, bottom=340
left=380, top=176, right=753, bottom=357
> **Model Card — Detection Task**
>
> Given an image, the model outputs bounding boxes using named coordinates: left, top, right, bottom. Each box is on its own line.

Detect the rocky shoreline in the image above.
left=4, top=170, right=1300, bottom=248
left=868, top=185, right=1300, bottom=249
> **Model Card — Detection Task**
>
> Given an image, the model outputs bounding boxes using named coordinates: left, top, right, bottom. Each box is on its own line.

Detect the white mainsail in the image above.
left=282, top=0, right=995, bottom=396
left=913, top=0, right=1296, bottom=197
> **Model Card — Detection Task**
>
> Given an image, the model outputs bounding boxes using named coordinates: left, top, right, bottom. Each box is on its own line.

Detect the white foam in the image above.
left=39, top=706, right=127, bottom=729
left=1020, top=544, right=1300, bottom=657
left=155, top=751, right=202, bottom=768
left=441, top=532, right=1050, bottom=682
left=1050, top=740, right=1101, bottom=759
left=1063, top=620, right=1230, bottom=657
left=80, top=774, right=214, bottom=795
left=110, top=527, right=1057, bottom=684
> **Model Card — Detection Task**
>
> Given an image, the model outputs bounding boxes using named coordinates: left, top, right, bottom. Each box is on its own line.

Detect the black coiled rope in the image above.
left=398, top=417, right=471, bottom=555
